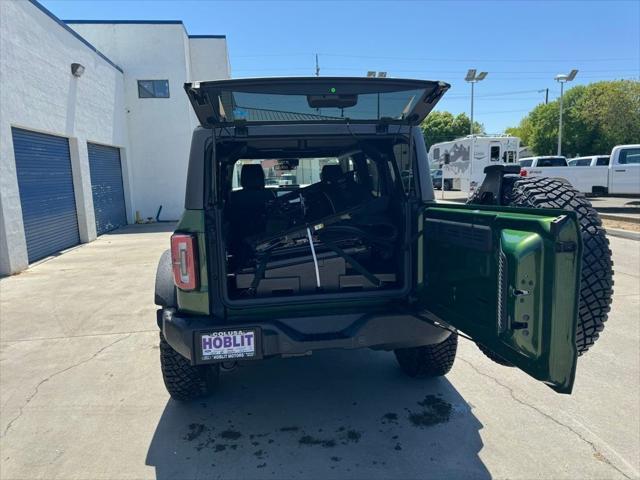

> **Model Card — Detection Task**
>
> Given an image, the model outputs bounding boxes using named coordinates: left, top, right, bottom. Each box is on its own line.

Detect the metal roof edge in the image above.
left=28, top=0, right=124, bottom=73
left=63, top=19, right=184, bottom=25
left=63, top=20, right=225, bottom=40
left=188, top=35, right=226, bottom=39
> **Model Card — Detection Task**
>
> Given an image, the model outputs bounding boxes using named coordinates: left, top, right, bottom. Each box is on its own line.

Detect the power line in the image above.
left=475, top=109, right=536, bottom=115
left=318, top=53, right=638, bottom=63
left=232, top=66, right=638, bottom=75
left=233, top=52, right=637, bottom=63
left=446, top=89, right=551, bottom=99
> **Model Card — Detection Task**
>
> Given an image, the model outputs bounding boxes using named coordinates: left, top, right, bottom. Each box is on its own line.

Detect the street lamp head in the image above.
left=555, top=69, right=578, bottom=83
left=465, top=69, right=487, bottom=82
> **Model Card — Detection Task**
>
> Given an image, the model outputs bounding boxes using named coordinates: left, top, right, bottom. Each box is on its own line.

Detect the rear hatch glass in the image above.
left=185, top=77, right=449, bottom=127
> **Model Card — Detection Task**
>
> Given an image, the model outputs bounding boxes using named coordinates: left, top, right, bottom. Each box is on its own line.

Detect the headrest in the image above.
left=321, top=165, right=343, bottom=183
left=241, top=164, right=265, bottom=190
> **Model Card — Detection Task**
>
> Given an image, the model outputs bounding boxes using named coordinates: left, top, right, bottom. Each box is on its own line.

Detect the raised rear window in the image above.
left=185, top=77, right=449, bottom=127
left=224, top=89, right=426, bottom=123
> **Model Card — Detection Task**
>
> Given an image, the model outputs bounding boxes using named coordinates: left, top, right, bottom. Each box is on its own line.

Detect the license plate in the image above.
left=200, top=329, right=257, bottom=361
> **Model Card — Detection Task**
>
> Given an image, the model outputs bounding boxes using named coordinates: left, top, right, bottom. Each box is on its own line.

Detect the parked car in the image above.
left=519, top=156, right=567, bottom=167
left=431, top=169, right=452, bottom=190
left=521, top=145, right=640, bottom=194
left=154, top=77, right=613, bottom=401
left=568, top=155, right=610, bottom=167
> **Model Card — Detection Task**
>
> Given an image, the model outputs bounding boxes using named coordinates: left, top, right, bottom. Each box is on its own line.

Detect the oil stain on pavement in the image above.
left=146, top=349, right=486, bottom=479
left=178, top=394, right=454, bottom=473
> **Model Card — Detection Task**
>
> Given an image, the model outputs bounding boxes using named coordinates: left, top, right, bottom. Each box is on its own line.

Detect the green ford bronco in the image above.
left=154, top=77, right=613, bottom=400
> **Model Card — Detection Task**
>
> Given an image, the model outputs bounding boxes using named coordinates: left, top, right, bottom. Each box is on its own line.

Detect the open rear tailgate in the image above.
left=184, top=77, right=449, bottom=127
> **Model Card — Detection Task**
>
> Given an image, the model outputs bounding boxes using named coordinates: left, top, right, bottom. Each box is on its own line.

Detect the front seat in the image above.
left=320, top=164, right=344, bottom=184
left=320, top=164, right=370, bottom=212
left=227, top=164, right=275, bottom=239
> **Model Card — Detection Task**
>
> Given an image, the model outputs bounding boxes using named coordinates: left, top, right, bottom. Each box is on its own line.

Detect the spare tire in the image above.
left=471, top=176, right=614, bottom=356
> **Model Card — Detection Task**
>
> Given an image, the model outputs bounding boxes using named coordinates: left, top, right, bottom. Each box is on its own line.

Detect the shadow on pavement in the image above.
left=146, top=348, right=489, bottom=480
left=105, top=222, right=178, bottom=235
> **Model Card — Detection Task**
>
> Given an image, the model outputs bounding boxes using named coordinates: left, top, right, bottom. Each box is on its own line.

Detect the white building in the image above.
left=0, top=0, right=230, bottom=275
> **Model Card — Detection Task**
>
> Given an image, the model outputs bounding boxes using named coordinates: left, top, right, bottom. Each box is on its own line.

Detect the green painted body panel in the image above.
left=175, top=210, right=209, bottom=315
left=170, top=201, right=580, bottom=392
left=419, top=203, right=581, bottom=393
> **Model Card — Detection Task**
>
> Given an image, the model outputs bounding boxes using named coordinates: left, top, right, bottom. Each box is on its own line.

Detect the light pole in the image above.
left=554, top=69, right=578, bottom=156
left=465, top=69, right=487, bottom=135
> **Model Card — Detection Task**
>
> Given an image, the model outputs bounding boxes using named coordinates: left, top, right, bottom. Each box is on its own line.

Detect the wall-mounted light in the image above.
left=71, top=63, right=85, bottom=77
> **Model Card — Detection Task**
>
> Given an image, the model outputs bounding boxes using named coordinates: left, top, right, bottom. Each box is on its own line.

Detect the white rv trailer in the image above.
left=428, top=135, right=520, bottom=192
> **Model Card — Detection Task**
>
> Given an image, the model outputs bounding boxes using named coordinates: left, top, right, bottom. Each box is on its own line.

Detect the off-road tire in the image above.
left=394, top=332, right=458, bottom=377
left=476, top=343, right=513, bottom=366
left=159, top=333, right=219, bottom=401
left=471, top=176, right=613, bottom=358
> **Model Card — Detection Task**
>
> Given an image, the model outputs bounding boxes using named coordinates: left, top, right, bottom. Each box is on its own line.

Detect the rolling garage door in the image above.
left=87, top=143, right=127, bottom=235
left=12, top=128, right=80, bottom=263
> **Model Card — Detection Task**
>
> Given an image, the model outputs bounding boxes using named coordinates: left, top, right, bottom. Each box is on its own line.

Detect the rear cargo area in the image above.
left=215, top=137, right=411, bottom=302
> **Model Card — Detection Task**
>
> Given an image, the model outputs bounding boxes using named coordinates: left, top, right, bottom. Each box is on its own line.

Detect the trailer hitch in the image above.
left=472, top=165, right=522, bottom=206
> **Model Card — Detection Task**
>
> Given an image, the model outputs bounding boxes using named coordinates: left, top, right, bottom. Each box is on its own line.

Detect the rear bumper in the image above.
left=159, top=308, right=450, bottom=365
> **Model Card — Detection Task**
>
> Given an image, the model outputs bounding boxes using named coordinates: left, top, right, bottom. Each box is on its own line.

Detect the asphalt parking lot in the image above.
left=1, top=224, right=638, bottom=480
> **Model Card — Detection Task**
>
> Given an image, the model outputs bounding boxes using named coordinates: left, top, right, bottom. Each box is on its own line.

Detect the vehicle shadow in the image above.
left=145, top=348, right=490, bottom=480
left=105, top=222, right=178, bottom=235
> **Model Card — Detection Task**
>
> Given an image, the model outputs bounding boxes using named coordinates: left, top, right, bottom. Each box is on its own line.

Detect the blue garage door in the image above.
left=88, top=143, right=127, bottom=235
left=12, top=128, right=80, bottom=263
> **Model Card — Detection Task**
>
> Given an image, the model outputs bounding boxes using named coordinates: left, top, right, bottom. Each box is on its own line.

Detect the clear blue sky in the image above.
left=41, top=0, right=640, bottom=133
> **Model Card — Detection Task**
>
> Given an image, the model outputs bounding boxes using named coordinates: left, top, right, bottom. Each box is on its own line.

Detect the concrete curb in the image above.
left=594, top=207, right=640, bottom=214
left=606, top=228, right=640, bottom=241
left=599, top=213, right=640, bottom=223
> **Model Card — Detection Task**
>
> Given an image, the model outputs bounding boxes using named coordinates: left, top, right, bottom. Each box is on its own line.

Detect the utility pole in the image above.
left=315, top=54, right=320, bottom=77
left=470, top=81, right=475, bottom=134
left=554, top=69, right=578, bottom=156
left=558, top=81, right=565, bottom=155
left=465, top=69, right=488, bottom=135
left=545, top=88, right=549, bottom=104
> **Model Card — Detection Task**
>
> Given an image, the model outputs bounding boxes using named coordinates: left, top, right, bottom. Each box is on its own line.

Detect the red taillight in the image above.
left=171, top=234, right=199, bottom=290
left=519, top=168, right=528, bottom=177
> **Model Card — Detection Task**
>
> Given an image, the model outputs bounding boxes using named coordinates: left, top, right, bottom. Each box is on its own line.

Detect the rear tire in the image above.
left=394, top=333, right=458, bottom=377
left=471, top=176, right=613, bottom=358
left=159, top=333, right=219, bottom=401
left=476, top=343, right=513, bottom=366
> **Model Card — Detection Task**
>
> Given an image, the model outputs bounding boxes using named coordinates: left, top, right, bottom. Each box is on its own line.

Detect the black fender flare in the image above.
left=155, top=249, right=177, bottom=308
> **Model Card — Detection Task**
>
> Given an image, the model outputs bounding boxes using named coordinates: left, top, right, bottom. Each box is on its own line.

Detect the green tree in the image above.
left=507, top=80, right=640, bottom=156
left=421, top=111, right=483, bottom=150
left=506, top=116, right=533, bottom=146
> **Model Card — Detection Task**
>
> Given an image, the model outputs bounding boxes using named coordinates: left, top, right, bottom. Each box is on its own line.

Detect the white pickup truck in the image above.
left=568, top=155, right=610, bottom=167
left=519, top=156, right=567, bottom=168
left=520, top=145, right=640, bottom=194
